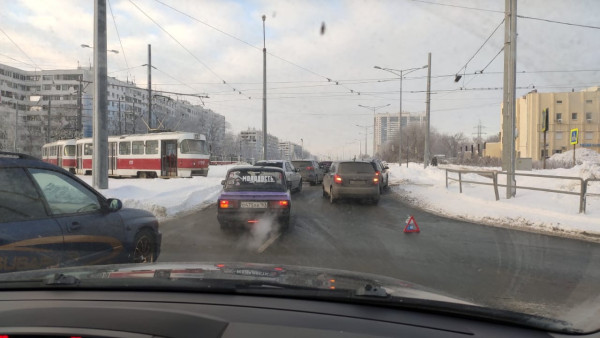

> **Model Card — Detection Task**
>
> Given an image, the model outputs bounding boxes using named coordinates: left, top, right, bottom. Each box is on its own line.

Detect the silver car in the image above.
left=322, top=161, right=380, bottom=204
left=254, top=160, right=303, bottom=192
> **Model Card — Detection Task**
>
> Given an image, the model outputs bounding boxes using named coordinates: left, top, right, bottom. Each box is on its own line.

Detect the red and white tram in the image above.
left=46, top=132, right=210, bottom=178
left=41, top=139, right=77, bottom=173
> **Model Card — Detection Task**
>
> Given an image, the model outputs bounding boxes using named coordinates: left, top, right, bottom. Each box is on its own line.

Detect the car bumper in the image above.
left=217, top=209, right=290, bottom=226
left=333, top=185, right=379, bottom=199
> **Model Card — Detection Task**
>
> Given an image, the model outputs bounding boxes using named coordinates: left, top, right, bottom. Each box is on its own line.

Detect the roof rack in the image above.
left=0, top=151, right=38, bottom=160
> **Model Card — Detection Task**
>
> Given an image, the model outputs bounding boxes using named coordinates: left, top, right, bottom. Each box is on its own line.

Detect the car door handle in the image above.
left=68, top=222, right=81, bottom=232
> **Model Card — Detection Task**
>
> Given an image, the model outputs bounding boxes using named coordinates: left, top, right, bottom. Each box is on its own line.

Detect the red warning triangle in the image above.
left=403, top=216, right=420, bottom=233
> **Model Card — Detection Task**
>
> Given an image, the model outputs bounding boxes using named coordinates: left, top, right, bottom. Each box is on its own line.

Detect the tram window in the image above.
left=64, top=145, right=76, bottom=156
left=119, top=141, right=131, bottom=155
left=145, top=140, right=158, bottom=155
left=132, top=141, right=145, bottom=155
left=84, top=143, right=93, bottom=156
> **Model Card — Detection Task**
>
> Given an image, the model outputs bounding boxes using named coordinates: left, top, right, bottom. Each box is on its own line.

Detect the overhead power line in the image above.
left=0, top=27, right=40, bottom=70
left=108, top=0, right=130, bottom=71
left=517, top=15, right=600, bottom=30
left=407, top=0, right=504, bottom=13
left=455, top=18, right=504, bottom=75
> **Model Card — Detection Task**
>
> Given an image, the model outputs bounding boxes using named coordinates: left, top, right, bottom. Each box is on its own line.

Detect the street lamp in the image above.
left=357, top=104, right=389, bottom=157
left=374, top=65, right=427, bottom=166
left=81, top=44, right=119, bottom=54
left=355, top=124, right=373, bottom=159
left=300, top=138, right=303, bottom=159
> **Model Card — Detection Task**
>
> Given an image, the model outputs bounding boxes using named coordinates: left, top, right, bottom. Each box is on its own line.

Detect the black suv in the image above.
left=0, top=152, right=161, bottom=273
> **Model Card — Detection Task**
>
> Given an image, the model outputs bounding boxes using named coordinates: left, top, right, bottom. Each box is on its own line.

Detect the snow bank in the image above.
left=79, top=165, right=234, bottom=219
left=388, top=151, right=600, bottom=242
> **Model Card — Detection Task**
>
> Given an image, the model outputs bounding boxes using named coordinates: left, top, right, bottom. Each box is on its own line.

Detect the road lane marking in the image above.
left=257, top=231, right=281, bottom=253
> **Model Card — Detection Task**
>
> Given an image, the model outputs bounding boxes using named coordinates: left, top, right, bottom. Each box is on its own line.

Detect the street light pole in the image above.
left=424, top=52, right=432, bottom=168
left=374, top=65, right=427, bottom=166
left=262, top=15, right=267, bottom=161
left=357, top=104, right=389, bottom=157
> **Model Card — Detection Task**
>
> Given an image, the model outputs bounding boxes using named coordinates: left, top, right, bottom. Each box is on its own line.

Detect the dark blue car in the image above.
left=217, top=166, right=291, bottom=231
left=0, top=152, right=161, bottom=273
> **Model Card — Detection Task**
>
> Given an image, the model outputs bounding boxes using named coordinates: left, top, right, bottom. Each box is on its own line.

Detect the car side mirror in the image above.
left=295, top=168, right=300, bottom=172
left=384, top=166, right=389, bottom=170
left=221, top=180, right=226, bottom=185
left=107, top=198, right=123, bottom=212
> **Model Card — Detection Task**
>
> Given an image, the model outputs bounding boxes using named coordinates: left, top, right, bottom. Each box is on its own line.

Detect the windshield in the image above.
left=1, top=0, right=600, bottom=334
left=224, top=169, right=285, bottom=192
left=180, top=139, right=208, bottom=154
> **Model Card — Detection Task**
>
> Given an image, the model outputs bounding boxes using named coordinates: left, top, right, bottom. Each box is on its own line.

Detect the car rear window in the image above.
left=225, top=169, right=286, bottom=192
left=255, top=162, right=283, bottom=168
left=292, top=161, right=312, bottom=168
left=338, top=162, right=375, bottom=174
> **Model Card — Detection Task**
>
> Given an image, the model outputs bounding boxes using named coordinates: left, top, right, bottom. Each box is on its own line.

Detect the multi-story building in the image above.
left=239, top=128, right=280, bottom=162
left=278, top=141, right=302, bottom=160
left=497, top=87, right=600, bottom=161
left=0, top=62, right=225, bottom=158
left=374, top=111, right=426, bottom=155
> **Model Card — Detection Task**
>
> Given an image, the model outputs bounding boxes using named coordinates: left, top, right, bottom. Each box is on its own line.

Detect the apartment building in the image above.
left=374, top=111, right=426, bottom=155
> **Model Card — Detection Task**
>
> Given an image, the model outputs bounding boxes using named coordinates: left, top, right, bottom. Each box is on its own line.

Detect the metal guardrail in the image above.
left=445, top=168, right=598, bottom=213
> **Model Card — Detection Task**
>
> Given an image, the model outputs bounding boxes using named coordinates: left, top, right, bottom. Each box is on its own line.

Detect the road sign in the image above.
left=541, top=108, right=549, bottom=132
left=570, top=128, right=579, bottom=145
left=403, top=216, right=420, bottom=233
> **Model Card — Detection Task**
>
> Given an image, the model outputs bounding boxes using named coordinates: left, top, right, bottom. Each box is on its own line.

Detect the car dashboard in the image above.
left=0, top=290, right=594, bottom=338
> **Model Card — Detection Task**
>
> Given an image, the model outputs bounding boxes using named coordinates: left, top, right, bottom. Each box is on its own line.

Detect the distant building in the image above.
left=0, top=62, right=225, bottom=158
left=239, top=128, right=280, bottom=162
left=374, top=111, right=426, bottom=155
left=489, top=87, right=600, bottom=161
left=278, top=141, right=302, bottom=160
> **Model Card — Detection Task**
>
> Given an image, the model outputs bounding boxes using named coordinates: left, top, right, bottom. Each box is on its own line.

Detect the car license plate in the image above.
left=349, top=180, right=363, bottom=185
left=241, top=201, right=267, bottom=208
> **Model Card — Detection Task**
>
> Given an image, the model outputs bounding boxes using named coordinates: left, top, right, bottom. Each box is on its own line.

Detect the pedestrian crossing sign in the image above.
left=570, top=128, right=579, bottom=145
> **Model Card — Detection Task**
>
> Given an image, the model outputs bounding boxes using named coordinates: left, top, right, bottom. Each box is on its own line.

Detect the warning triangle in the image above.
left=403, top=216, right=420, bottom=233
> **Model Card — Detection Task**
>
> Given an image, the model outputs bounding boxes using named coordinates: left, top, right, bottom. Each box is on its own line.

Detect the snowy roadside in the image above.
left=388, top=149, right=600, bottom=242
left=79, top=165, right=234, bottom=220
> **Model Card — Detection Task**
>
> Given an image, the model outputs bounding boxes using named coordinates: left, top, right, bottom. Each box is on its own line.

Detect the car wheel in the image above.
left=309, top=180, right=315, bottom=186
left=322, top=186, right=327, bottom=197
left=329, top=187, right=336, bottom=204
left=296, top=179, right=303, bottom=192
left=372, top=198, right=380, bottom=205
left=132, top=230, right=156, bottom=263
left=279, top=217, right=291, bottom=232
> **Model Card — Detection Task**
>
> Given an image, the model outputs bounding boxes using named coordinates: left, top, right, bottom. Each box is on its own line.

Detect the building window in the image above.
left=556, top=100, right=562, bottom=104
left=571, top=112, right=578, bottom=120
left=586, top=112, right=592, bottom=122
left=586, top=99, right=593, bottom=104
left=585, top=132, right=594, bottom=140
left=555, top=132, right=563, bottom=140
left=556, top=113, right=562, bottom=122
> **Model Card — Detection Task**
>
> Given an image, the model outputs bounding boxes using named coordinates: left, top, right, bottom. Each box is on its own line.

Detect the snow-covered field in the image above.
left=389, top=148, right=600, bottom=241
left=80, top=149, right=600, bottom=241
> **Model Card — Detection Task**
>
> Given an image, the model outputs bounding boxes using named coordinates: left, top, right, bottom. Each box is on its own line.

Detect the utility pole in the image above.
left=13, top=94, right=18, bottom=152
left=93, top=0, right=108, bottom=189
left=78, top=75, right=83, bottom=138
left=118, top=97, right=122, bottom=134
left=424, top=52, right=432, bottom=168
left=147, top=44, right=152, bottom=130
left=502, top=0, right=517, bottom=198
left=262, top=15, right=267, bottom=160
left=46, top=99, right=51, bottom=143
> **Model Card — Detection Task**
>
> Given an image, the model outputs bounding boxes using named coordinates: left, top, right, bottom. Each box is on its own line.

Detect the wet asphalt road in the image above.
left=158, top=183, right=600, bottom=318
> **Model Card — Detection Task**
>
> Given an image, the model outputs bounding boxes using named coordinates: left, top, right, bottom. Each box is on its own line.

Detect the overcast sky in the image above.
left=1, top=0, right=599, bottom=158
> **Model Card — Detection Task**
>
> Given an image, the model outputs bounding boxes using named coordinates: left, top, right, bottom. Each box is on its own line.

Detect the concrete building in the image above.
left=278, top=141, right=302, bottom=160
left=491, top=87, right=600, bottom=161
left=0, top=62, right=225, bottom=158
left=374, top=111, right=426, bottom=155
left=239, top=128, right=280, bottom=162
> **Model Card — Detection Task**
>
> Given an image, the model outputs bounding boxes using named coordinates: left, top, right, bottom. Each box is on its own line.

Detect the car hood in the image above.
left=118, top=207, right=157, bottom=219
left=0, top=261, right=575, bottom=332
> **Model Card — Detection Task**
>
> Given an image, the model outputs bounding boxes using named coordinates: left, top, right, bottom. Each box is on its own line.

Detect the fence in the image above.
left=445, top=168, right=598, bottom=213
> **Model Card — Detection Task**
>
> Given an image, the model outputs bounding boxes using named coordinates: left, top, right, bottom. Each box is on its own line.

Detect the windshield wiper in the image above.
left=44, top=273, right=80, bottom=286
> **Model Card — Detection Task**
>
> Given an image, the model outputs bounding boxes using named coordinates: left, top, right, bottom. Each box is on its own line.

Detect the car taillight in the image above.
left=334, top=174, right=342, bottom=184
left=270, top=200, right=290, bottom=208
left=375, top=170, right=380, bottom=176
left=306, top=166, right=313, bottom=171
left=373, top=176, right=379, bottom=184
left=219, top=200, right=237, bottom=208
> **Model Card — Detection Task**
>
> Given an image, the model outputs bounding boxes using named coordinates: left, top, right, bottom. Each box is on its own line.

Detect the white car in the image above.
left=254, top=160, right=303, bottom=192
